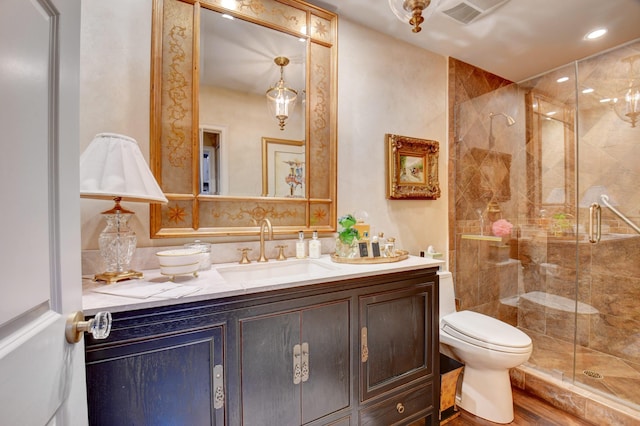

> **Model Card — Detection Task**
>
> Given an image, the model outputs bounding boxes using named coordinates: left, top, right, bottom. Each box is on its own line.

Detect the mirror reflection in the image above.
left=526, top=91, right=575, bottom=214
left=199, top=9, right=307, bottom=196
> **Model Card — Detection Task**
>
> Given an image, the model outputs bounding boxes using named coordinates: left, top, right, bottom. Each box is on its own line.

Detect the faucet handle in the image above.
left=238, top=248, right=252, bottom=264
left=275, top=245, right=287, bottom=261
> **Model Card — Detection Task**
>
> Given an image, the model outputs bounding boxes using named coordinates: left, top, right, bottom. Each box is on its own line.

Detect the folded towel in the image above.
left=91, top=281, right=200, bottom=299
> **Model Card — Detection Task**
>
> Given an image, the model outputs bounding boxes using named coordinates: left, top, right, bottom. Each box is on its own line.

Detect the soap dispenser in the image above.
left=309, top=230, right=321, bottom=258
left=296, top=230, right=306, bottom=259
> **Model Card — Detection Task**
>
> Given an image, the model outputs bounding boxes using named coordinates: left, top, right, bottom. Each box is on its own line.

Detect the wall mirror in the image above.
left=526, top=91, right=575, bottom=217
left=150, top=0, right=337, bottom=238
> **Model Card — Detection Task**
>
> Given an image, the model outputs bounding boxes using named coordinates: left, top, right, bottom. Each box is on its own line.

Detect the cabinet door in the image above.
left=359, top=282, right=435, bottom=402
left=86, top=326, right=224, bottom=426
left=240, top=300, right=350, bottom=425
left=241, top=311, right=301, bottom=425
left=301, top=301, right=350, bottom=423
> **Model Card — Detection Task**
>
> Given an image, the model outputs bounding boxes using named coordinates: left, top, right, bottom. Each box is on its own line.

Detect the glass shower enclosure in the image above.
left=453, top=39, right=640, bottom=412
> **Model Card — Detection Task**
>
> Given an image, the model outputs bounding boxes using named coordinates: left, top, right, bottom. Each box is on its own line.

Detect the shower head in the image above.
left=489, top=112, right=516, bottom=127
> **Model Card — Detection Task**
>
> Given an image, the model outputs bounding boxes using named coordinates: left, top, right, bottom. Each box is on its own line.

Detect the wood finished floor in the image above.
left=411, top=387, right=593, bottom=425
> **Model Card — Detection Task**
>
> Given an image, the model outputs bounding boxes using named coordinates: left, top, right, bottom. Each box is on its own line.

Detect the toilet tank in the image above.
left=437, top=271, right=457, bottom=319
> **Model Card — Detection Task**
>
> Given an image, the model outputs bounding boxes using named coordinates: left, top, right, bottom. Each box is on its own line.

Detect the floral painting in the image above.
left=262, top=137, right=305, bottom=197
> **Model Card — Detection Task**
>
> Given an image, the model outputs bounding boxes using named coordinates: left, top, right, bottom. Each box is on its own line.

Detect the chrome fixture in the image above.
left=611, top=54, right=640, bottom=128
left=579, top=185, right=616, bottom=208
left=258, top=218, right=273, bottom=262
left=600, top=194, right=640, bottom=235
left=489, top=111, right=516, bottom=127
left=266, top=57, right=298, bottom=130
left=389, top=0, right=440, bottom=33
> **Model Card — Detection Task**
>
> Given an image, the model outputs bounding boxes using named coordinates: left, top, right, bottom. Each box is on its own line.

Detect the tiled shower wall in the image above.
left=448, top=40, right=640, bottom=364
left=447, top=58, right=521, bottom=323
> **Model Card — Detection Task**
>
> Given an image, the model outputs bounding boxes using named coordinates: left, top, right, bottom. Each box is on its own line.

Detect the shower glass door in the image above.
left=573, top=40, right=640, bottom=409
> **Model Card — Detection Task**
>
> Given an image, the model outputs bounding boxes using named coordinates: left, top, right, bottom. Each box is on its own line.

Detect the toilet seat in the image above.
left=441, top=310, right=532, bottom=354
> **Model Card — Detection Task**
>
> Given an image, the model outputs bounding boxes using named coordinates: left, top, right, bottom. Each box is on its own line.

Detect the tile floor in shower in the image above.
left=524, top=328, right=640, bottom=409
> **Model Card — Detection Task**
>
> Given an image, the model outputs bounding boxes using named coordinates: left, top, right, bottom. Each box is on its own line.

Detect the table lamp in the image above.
left=80, top=133, right=168, bottom=284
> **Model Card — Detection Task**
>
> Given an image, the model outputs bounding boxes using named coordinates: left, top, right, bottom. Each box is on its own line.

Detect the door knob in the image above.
left=65, top=311, right=112, bottom=344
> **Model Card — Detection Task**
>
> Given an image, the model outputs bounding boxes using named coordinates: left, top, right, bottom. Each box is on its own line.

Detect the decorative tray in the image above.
left=330, top=250, right=409, bottom=264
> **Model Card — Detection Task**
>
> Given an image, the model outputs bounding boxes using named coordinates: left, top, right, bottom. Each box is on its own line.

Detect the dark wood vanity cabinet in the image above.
left=239, top=300, right=350, bottom=425
left=84, top=267, right=439, bottom=426
left=358, top=280, right=437, bottom=425
left=85, top=320, right=225, bottom=425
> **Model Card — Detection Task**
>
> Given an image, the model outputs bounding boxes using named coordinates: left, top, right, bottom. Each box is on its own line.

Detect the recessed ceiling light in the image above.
left=600, top=98, right=611, bottom=103
left=582, top=88, right=594, bottom=94
left=557, top=76, right=570, bottom=83
left=221, top=13, right=234, bottom=20
left=585, top=28, right=607, bottom=40
left=546, top=111, right=557, bottom=116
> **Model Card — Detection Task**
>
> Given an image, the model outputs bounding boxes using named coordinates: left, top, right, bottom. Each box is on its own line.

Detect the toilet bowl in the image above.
left=438, top=271, right=532, bottom=424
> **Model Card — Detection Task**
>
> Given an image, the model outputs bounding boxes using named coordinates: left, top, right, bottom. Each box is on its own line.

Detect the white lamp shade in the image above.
left=80, top=133, right=168, bottom=203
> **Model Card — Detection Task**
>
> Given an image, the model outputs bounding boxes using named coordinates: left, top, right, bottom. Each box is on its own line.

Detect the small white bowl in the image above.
left=160, top=262, right=199, bottom=277
left=156, top=248, right=202, bottom=266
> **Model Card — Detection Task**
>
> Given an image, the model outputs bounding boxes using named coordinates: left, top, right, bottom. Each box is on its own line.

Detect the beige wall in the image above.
left=336, top=21, right=448, bottom=259
left=79, top=1, right=449, bottom=264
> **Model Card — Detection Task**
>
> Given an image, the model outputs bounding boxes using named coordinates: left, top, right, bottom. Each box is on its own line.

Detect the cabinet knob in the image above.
left=396, top=402, right=405, bottom=414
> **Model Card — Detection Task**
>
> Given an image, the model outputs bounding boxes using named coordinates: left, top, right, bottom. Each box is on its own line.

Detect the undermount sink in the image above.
left=216, top=258, right=340, bottom=286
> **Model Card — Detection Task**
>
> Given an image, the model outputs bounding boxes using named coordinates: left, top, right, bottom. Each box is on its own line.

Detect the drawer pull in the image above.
left=361, top=327, right=369, bottom=363
left=396, top=402, right=405, bottom=414
left=213, top=364, right=224, bottom=409
left=301, top=342, right=310, bottom=382
left=293, top=344, right=302, bottom=384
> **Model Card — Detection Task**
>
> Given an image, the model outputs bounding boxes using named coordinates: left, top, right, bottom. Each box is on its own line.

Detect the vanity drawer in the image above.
left=359, top=382, right=434, bottom=425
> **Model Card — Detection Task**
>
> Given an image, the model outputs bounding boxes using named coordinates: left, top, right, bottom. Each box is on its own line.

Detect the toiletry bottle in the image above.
left=377, top=232, right=386, bottom=257
left=296, top=230, right=306, bottom=259
left=385, top=237, right=396, bottom=257
left=353, top=220, right=370, bottom=239
left=309, top=230, right=321, bottom=258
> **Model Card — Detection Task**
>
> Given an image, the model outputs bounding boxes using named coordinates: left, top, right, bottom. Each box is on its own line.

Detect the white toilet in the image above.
left=438, top=271, right=532, bottom=424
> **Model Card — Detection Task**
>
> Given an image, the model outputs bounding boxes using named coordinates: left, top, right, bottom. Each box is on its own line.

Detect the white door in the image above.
left=0, top=0, right=87, bottom=424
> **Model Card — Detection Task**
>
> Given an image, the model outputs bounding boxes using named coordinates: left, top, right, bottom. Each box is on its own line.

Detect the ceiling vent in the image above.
left=441, top=0, right=510, bottom=25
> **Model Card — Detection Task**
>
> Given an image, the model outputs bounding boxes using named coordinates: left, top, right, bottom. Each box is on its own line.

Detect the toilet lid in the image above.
left=441, top=311, right=532, bottom=354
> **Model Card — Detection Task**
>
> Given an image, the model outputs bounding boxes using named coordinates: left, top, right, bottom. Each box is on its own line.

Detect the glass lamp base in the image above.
left=97, top=200, right=139, bottom=283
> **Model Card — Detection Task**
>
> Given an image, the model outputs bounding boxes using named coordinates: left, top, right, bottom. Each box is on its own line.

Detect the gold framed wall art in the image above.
left=261, top=137, right=305, bottom=198
left=385, top=134, right=440, bottom=200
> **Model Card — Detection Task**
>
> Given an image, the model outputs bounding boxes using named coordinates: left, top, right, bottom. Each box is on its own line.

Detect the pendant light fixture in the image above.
left=612, top=55, right=640, bottom=128
left=389, top=0, right=440, bottom=33
left=266, top=56, right=298, bottom=131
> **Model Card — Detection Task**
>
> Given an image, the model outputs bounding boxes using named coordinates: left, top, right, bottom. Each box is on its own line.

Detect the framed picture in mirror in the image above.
left=386, top=134, right=441, bottom=200
left=262, top=137, right=305, bottom=198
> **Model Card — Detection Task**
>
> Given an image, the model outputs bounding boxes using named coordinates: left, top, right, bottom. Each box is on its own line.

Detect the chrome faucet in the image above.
left=258, top=218, right=273, bottom=262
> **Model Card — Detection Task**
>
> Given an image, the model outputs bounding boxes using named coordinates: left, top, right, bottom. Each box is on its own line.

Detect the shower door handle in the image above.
left=588, top=203, right=601, bottom=244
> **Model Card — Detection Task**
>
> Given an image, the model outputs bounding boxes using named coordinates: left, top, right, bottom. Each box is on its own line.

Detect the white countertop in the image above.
left=83, top=255, right=444, bottom=315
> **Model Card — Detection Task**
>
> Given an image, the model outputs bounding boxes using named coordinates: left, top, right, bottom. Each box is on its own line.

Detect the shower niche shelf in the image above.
left=461, top=234, right=502, bottom=242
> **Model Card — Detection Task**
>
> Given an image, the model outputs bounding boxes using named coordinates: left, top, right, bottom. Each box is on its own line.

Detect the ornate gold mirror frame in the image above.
left=150, top=0, right=337, bottom=238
